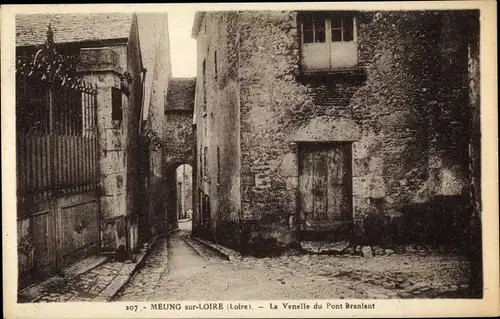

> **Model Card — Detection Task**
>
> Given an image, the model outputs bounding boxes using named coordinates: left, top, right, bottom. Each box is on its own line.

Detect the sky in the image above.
left=167, top=8, right=197, bottom=78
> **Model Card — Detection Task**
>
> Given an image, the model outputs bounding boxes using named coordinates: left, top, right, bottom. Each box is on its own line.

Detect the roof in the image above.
left=191, top=12, right=205, bottom=38
left=166, top=78, right=196, bottom=111
left=16, top=13, right=133, bottom=47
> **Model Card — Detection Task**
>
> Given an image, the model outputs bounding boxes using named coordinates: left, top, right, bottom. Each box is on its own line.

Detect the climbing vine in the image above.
left=142, top=121, right=193, bottom=158
left=142, top=122, right=164, bottom=151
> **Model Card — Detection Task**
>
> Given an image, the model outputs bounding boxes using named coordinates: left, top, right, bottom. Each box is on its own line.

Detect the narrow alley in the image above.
left=115, top=223, right=471, bottom=301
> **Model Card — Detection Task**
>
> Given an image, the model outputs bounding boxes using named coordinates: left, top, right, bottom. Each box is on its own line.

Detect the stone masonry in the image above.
left=80, top=46, right=129, bottom=256
left=163, top=78, right=196, bottom=230
left=192, top=10, right=481, bottom=255
left=78, top=14, right=144, bottom=257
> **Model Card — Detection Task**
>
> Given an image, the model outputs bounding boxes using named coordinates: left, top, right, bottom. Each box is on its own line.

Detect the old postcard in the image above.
left=1, top=2, right=498, bottom=318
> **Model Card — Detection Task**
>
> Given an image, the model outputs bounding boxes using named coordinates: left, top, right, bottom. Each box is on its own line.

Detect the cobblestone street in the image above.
left=114, top=228, right=471, bottom=301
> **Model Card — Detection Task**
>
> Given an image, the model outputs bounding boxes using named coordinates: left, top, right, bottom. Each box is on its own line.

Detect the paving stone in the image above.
left=412, top=282, right=429, bottom=289
left=26, top=229, right=472, bottom=302
left=397, top=292, right=414, bottom=299
left=383, top=281, right=397, bottom=289
left=368, top=293, right=391, bottom=299
left=395, top=282, right=411, bottom=289
left=372, top=247, right=386, bottom=256
left=361, top=246, right=373, bottom=258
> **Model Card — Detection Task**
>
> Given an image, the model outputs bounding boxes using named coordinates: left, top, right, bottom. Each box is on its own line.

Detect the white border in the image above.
left=2, top=2, right=498, bottom=318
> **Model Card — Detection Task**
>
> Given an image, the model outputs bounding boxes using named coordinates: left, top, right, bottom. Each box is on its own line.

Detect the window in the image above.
left=199, top=146, right=203, bottom=176
left=214, top=50, right=218, bottom=83
left=330, top=14, right=354, bottom=42
left=111, top=87, right=123, bottom=122
left=300, top=11, right=358, bottom=71
left=202, top=59, right=207, bottom=114
left=203, top=146, right=208, bottom=177
left=302, top=14, right=326, bottom=43
left=216, top=146, right=221, bottom=184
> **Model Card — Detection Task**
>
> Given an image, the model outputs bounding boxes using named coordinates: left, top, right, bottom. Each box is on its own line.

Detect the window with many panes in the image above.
left=300, top=11, right=358, bottom=71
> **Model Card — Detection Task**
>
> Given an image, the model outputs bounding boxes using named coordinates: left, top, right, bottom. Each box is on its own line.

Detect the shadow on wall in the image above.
left=354, top=195, right=474, bottom=251
left=196, top=195, right=476, bottom=258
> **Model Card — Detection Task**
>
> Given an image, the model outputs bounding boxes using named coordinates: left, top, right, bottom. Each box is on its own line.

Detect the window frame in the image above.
left=299, top=11, right=359, bottom=72
left=300, top=12, right=357, bottom=46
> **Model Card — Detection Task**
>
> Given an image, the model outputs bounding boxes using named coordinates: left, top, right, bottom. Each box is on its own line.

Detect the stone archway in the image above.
left=163, top=78, right=196, bottom=231
left=175, top=164, right=193, bottom=222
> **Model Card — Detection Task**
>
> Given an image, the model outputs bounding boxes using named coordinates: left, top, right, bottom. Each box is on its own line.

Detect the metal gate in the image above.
left=16, top=25, right=100, bottom=286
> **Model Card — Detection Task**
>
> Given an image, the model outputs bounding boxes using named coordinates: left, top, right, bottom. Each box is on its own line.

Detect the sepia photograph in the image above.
left=2, top=2, right=498, bottom=318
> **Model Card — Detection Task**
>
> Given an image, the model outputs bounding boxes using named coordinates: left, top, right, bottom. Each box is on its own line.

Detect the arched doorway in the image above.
left=176, top=164, right=193, bottom=231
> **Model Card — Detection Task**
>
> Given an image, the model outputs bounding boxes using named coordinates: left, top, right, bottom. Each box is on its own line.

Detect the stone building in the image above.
left=191, top=10, right=481, bottom=254
left=176, top=164, right=193, bottom=219
left=137, top=13, right=173, bottom=240
left=15, top=12, right=170, bottom=286
left=163, top=78, right=196, bottom=229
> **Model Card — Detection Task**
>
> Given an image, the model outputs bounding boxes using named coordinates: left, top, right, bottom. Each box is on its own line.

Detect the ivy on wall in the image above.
left=142, top=122, right=164, bottom=151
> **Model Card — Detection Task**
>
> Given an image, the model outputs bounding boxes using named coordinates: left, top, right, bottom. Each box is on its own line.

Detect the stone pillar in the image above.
left=79, top=48, right=129, bottom=259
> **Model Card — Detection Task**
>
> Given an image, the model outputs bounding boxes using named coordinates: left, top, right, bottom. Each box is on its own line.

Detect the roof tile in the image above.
left=16, top=13, right=133, bottom=46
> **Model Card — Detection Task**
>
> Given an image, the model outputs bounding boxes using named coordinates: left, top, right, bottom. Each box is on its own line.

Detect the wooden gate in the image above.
left=16, top=25, right=100, bottom=287
left=298, top=142, right=353, bottom=238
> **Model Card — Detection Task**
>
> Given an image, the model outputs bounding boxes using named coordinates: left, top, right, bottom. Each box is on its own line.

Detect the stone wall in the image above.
left=194, top=10, right=479, bottom=254
left=237, top=11, right=477, bottom=253
left=80, top=48, right=128, bottom=255
left=78, top=14, right=145, bottom=258
left=164, top=111, right=194, bottom=168
left=164, top=110, right=195, bottom=230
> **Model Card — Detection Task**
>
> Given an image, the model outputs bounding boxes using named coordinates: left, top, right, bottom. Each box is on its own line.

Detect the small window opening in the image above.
left=217, top=146, right=221, bottom=184
left=203, top=146, right=208, bottom=177
left=202, top=59, right=207, bottom=114
left=111, top=87, right=123, bottom=122
left=214, top=50, right=218, bottom=83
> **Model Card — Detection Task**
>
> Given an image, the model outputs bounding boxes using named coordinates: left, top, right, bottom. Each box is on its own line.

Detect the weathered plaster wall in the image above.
left=143, top=13, right=172, bottom=236
left=123, top=13, right=144, bottom=254
left=193, top=15, right=208, bottom=235
left=193, top=12, right=242, bottom=247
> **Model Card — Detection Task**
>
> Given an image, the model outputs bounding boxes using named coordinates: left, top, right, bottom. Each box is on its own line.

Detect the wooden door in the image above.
left=298, top=143, right=352, bottom=232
